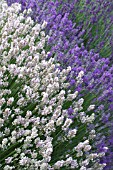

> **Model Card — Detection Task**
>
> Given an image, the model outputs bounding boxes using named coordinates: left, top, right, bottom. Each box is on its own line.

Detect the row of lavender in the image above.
left=0, top=0, right=112, bottom=169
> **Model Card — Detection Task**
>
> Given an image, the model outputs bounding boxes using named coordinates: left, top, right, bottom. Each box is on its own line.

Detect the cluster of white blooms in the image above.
left=0, top=1, right=106, bottom=170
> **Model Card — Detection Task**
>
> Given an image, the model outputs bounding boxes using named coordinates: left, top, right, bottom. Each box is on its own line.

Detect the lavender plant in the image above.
left=0, top=1, right=107, bottom=170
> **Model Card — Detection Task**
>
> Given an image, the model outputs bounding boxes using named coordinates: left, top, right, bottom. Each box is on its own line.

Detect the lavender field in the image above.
left=0, top=0, right=113, bottom=169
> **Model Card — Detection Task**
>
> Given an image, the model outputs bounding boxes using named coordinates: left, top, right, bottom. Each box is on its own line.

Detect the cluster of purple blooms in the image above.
left=3, top=0, right=113, bottom=169
left=73, top=0, right=113, bottom=58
